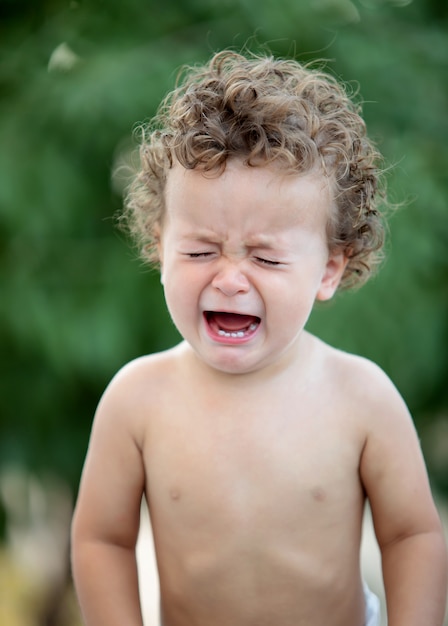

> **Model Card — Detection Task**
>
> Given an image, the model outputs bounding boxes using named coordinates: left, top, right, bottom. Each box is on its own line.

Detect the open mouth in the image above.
left=204, top=311, right=261, bottom=340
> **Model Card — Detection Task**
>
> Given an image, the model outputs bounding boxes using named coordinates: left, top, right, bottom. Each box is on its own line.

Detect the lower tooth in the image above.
left=217, top=324, right=258, bottom=338
left=218, top=330, right=245, bottom=338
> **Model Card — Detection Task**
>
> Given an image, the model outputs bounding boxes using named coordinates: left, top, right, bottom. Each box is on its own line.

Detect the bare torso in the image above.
left=136, top=334, right=370, bottom=626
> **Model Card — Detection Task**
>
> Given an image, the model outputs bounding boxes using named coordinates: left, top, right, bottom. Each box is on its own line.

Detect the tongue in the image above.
left=211, top=312, right=258, bottom=331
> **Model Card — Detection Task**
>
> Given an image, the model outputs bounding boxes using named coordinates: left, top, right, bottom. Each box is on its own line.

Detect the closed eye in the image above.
left=187, top=252, right=213, bottom=258
left=255, top=257, right=281, bottom=266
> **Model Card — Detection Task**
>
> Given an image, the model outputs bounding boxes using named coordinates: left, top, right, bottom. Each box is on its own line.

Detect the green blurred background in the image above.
left=1, top=0, right=447, bottom=623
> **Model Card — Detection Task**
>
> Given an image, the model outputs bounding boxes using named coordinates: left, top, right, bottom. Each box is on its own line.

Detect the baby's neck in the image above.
left=175, top=331, right=319, bottom=390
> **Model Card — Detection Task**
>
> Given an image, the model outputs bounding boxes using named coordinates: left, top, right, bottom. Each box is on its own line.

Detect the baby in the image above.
left=71, top=50, right=447, bottom=626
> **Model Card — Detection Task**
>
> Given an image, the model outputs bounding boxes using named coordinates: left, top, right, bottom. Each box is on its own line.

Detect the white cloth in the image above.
left=364, top=581, right=381, bottom=626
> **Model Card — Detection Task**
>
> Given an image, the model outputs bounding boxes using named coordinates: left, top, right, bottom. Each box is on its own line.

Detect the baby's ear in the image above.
left=316, top=250, right=348, bottom=301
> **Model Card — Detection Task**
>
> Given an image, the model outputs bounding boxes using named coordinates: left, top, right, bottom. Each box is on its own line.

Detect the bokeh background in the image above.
left=1, top=0, right=447, bottom=624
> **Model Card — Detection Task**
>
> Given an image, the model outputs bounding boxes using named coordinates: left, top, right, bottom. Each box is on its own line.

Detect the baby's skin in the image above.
left=71, top=162, right=447, bottom=626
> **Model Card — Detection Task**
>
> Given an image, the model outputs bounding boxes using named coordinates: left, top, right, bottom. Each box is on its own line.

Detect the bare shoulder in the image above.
left=107, top=343, right=184, bottom=394
left=307, top=333, right=419, bottom=458
left=92, top=342, right=187, bottom=441
left=105, top=341, right=187, bottom=398
left=311, top=334, right=410, bottom=425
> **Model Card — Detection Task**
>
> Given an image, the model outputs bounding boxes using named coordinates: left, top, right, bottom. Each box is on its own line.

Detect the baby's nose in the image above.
left=211, top=262, right=250, bottom=296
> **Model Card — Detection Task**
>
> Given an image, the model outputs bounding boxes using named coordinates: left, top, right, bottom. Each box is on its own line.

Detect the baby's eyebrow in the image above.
left=246, top=238, right=276, bottom=249
left=181, top=231, right=221, bottom=244
left=180, top=230, right=286, bottom=250
left=244, top=234, right=285, bottom=250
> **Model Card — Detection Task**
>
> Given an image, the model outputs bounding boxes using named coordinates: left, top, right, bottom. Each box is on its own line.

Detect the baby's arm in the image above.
left=360, top=366, right=447, bottom=626
left=71, top=364, right=147, bottom=626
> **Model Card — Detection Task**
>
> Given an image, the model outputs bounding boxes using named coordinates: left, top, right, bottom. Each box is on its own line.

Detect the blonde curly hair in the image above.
left=123, top=50, right=387, bottom=289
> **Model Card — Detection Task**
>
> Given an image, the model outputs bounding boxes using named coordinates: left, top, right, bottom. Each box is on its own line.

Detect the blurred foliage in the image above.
left=1, top=0, right=448, bottom=521
left=0, top=547, right=81, bottom=626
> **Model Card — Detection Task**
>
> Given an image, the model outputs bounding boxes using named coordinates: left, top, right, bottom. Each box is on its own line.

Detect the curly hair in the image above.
left=123, top=50, right=387, bottom=289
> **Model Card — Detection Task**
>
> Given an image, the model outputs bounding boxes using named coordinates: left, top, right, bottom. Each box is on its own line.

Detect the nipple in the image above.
left=311, top=486, right=326, bottom=503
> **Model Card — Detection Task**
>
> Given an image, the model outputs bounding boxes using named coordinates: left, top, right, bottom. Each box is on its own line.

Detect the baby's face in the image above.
left=158, top=159, right=347, bottom=375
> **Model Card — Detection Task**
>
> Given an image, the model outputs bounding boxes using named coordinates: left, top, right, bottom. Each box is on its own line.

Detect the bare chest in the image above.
left=143, top=391, right=365, bottom=538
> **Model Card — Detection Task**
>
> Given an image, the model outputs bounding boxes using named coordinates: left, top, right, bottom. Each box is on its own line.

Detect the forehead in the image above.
left=164, top=159, right=333, bottom=224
